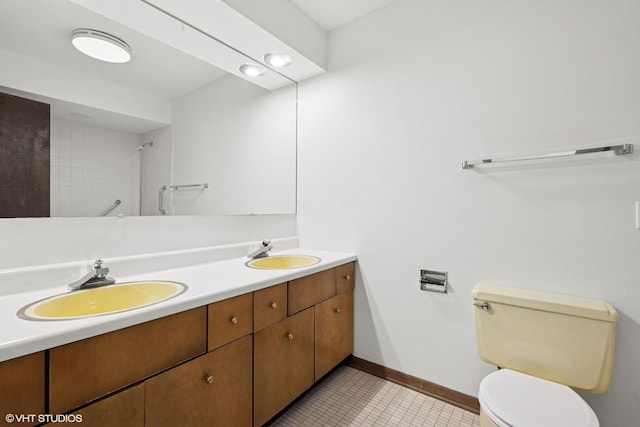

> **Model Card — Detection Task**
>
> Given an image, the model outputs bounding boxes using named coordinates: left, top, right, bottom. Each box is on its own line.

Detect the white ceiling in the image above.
left=290, top=0, right=400, bottom=30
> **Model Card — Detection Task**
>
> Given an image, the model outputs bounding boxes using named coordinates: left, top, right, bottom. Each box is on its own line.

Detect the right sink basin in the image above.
left=245, top=255, right=321, bottom=270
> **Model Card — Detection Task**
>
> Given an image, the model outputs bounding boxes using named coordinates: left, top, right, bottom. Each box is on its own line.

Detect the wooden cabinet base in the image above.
left=13, top=261, right=355, bottom=427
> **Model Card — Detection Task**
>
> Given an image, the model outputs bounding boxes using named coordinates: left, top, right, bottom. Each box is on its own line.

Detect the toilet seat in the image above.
left=479, top=369, right=599, bottom=427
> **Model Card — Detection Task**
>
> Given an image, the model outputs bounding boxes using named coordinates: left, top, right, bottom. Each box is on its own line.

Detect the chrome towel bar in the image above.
left=462, top=143, right=633, bottom=170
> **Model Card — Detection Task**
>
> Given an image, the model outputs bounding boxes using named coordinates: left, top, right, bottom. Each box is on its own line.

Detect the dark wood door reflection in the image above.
left=0, top=91, right=50, bottom=217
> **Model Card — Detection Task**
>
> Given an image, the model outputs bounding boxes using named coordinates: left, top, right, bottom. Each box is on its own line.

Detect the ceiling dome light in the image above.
left=71, top=29, right=131, bottom=63
left=239, top=63, right=267, bottom=77
left=263, top=52, right=292, bottom=68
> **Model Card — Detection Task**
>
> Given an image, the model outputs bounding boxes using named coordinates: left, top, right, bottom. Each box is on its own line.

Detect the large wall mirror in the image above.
left=0, top=0, right=297, bottom=218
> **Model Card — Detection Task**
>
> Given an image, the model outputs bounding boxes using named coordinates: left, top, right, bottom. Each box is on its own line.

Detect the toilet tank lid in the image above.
left=472, top=283, right=619, bottom=323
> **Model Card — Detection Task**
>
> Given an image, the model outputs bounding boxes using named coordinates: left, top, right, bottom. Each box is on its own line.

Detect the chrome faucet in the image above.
left=68, top=259, right=116, bottom=291
left=247, top=239, right=273, bottom=259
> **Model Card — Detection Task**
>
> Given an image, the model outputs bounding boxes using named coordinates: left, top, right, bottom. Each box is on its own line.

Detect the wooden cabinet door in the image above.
left=145, top=335, right=252, bottom=427
left=254, top=308, right=314, bottom=426
left=315, top=290, right=354, bottom=380
left=0, top=352, right=45, bottom=427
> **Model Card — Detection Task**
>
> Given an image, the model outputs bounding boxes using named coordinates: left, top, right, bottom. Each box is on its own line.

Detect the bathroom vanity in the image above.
left=0, top=253, right=355, bottom=427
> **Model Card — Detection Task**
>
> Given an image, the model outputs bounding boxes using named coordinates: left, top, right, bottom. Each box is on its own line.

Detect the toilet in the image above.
left=472, top=283, right=619, bottom=427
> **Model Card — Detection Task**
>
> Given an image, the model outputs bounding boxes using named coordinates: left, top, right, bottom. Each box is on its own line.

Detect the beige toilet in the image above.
left=472, top=283, right=619, bottom=427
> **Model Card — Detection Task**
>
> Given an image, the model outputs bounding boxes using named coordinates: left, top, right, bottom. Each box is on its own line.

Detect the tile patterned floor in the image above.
left=270, top=366, right=481, bottom=427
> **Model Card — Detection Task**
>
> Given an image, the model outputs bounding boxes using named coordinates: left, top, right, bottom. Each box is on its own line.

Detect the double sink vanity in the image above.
left=0, top=249, right=357, bottom=426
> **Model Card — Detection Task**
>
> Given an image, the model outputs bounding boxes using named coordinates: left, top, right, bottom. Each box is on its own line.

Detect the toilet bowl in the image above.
left=478, top=369, right=599, bottom=427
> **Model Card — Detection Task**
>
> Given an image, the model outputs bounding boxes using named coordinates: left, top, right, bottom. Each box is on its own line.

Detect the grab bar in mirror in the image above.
left=99, top=199, right=121, bottom=217
left=159, top=185, right=168, bottom=215
left=462, top=143, right=633, bottom=169
left=158, top=183, right=209, bottom=215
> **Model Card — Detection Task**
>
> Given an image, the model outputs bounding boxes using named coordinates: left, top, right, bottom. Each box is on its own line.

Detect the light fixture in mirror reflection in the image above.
left=0, top=0, right=297, bottom=218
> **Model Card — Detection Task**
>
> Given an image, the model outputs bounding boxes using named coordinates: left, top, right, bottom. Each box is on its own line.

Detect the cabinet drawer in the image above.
left=288, top=268, right=336, bottom=315
left=315, top=290, right=354, bottom=380
left=0, top=351, right=45, bottom=427
left=254, top=283, right=287, bottom=331
left=254, top=308, right=314, bottom=426
left=208, top=293, right=253, bottom=351
left=146, top=335, right=252, bottom=427
left=49, top=307, right=206, bottom=413
left=336, top=262, right=355, bottom=294
left=50, top=384, right=144, bottom=427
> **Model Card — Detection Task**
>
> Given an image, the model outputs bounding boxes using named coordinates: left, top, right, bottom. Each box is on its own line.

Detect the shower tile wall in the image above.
left=50, top=118, right=140, bottom=217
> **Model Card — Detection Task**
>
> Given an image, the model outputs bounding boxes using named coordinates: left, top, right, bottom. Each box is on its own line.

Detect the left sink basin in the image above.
left=18, top=281, right=187, bottom=321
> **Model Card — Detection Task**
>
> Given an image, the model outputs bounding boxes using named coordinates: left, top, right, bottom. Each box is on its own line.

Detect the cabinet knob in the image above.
left=270, top=302, right=278, bottom=309
left=335, top=308, right=341, bottom=313
left=343, top=275, right=351, bottom=281
left=205, top=375, right=214, bottom=384
left=286, top=333, right=294, bottom=340
left=230, top=316, right=238, bottom=324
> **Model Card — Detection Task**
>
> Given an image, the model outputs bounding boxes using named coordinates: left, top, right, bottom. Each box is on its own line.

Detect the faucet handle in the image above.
left=262, top=239, right=271, bottom=247
left=93, top=259, right=109, bottom=277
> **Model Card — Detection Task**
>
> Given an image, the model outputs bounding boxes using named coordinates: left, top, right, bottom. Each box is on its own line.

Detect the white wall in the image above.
left=50, top=118, right=140, bottom=217
left=296, top=1, right=640, bottom=426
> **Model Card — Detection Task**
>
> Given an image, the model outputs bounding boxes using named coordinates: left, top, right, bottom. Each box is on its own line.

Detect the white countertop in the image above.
left=0, top=248, right=356, bottom=362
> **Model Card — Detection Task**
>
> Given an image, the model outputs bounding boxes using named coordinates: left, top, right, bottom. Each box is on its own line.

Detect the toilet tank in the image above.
left=472, top=283, right=619, bottom=393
